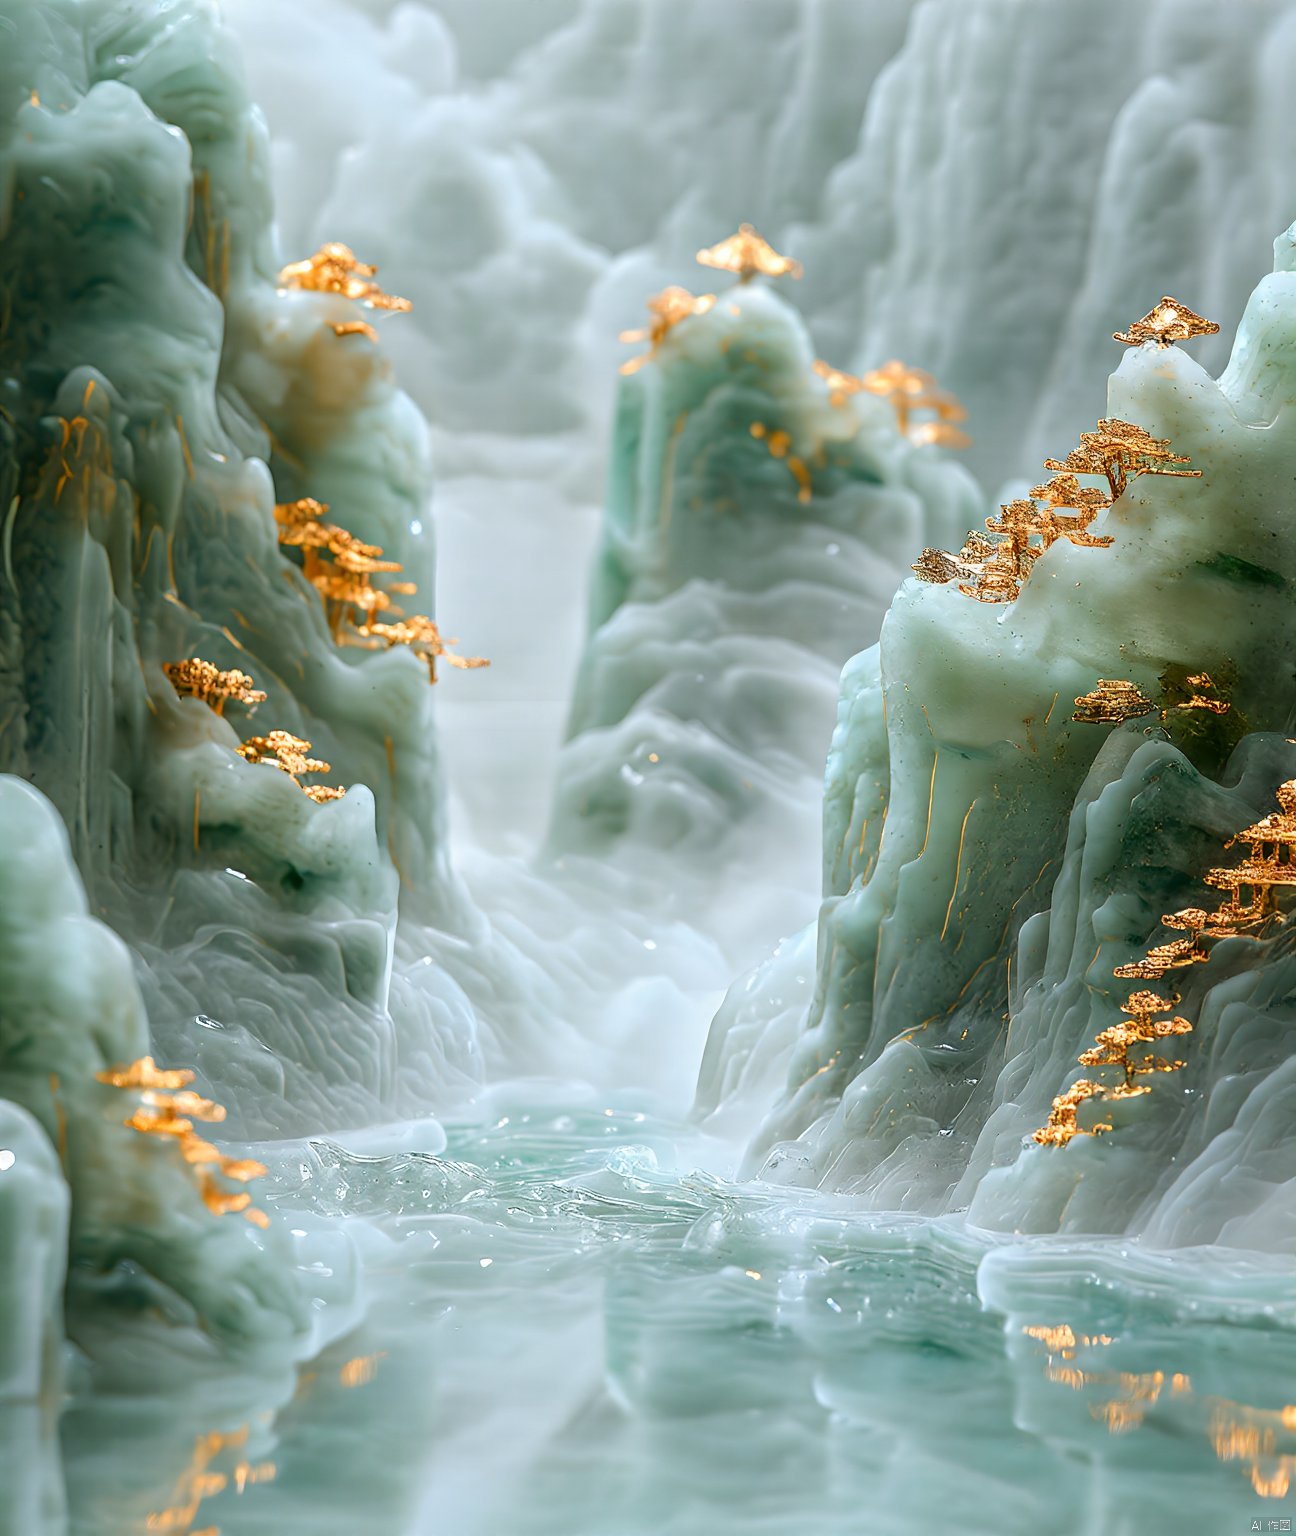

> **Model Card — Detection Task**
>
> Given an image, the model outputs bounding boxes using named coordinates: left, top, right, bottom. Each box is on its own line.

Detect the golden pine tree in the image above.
left=1034, top=991, right=1192, bottom=1146
left=619, top=286, right=716, bottom=374
left=695, top=224, right=802, bottom=283
left=237, top=730, right=345, bottom=803
left=1036, top=776, right=1296, bottom=1144
left=859, top=359, right=968, bottom=445
left=1113, top=297, right=1219, bottom=348
left=914, top=394, right=1199, bottom=604
left=164, top=658, right=266, bottom=716
left=363, top=614, right=489, bottom=684
left=278, top=241, right=412, bottom=341
left=812, top=359, right=867, bottom=408
left=273, top=498, right=487, bottom=683
left=1072, top=663, right=1243, bottom=773
left=1072, top=679, right=1156, bottom=725
left=97, top=1058, right=269, bottom=1227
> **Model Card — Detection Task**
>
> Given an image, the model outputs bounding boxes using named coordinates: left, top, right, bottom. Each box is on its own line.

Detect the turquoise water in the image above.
left=56, top=1095, right=1296, bottom=1536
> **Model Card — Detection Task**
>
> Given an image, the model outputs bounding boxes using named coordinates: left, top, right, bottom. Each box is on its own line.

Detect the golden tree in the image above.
left=164, top=658, right=266, bottom=716
left=1075, top=990, right=1193, bottom=1090
left=695, top=224, right=802, bottom=283
left=1114, top=907, right=1211, bottom=980
left=1072, top=664, right=1242, bottom=773
left=276, top=518, right=337, bottom=580
left=619, top=286, right=716, bottom=374
left=1033, top=991, right=1192, bottom=1146
left=274, top=497, right=351, bottom=583
left=272, top=497, right=488, bottom=685
left=911, top=546, right=965, bottom=585
left=311, top=567, right=400, bottom=640
left=363, top=614, right=489, bottom=684
left=1113, top=297, right=1219, bottom=348
left=96, top=1058, right=269, bottom=1227
left=1072, top=679, right=1156, bottom=725
left=912, top=528, right=997, bottom=593
left=984, top=500, right=1045, bottom=569
left=330, top=539, right=408, bottom=582
left=1164, top=668, right=1232, bottom=718
left=274, top=495, right=332, bottom=532
left=1028, top=473, right=1114, bottom=549
left=1032, top=1079, right=1113, bottom=1147
left=278, top=242, right=412, bottom=340
left=1199, top=782, right=1296, bottom=934
left=939, top=493, right=1095, bottom=606
left=1038, top=776, right=1296, bottom=1143
left=812, top=359, right=867, bottom=409
left=1044, top=418, right=1199, bottom=500
left=859, top=359, right=969, bottom=445
left=953, top=506, right=1032, bottom=604
left=237, top=730, right=345, bottom=803
left=914, top=405, right=1198, bottom=604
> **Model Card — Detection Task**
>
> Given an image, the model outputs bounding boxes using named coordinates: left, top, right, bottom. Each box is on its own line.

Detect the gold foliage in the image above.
left=858, top=359, right=968, bottom=446
left=1043, top=418, right=1200, bottom=500
left=695, top=224, right=802, bottom=283
left=915, top=415, right=1199, bottom=604
left=1035, top=776, right=1296, bottom=1145
left=811, top=359, right=866, bottom=408
left=164, top=658, right=266, bottom=716
left=619, top=287, right=716, bottom=374
left=1073, top=667, right=1237, bottom=755
left=278, top=242, right=411, bottom=316
left=364, top=615, right=490, bottom=684
left=96, top=1058, right=269, bottom=1227
left=236, top=729, right=330, bottom=777
left=1033, top=991, right=1191, bottom=1147
left=272, top=497, right=487, bottom=685
left=236, top=729, right=343, bottom=805
left=749, top=421, right=813, bottom=504
left=1113, top=296, right=1219, bottom=348
left=1072, top=679, right=1155, bottom=725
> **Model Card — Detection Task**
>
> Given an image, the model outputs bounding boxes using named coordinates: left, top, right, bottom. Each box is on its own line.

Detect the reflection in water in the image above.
left=1023, top=1322, right=1296, bottom=1501
left=54, top=1098, right=1296, bottom=1536
left=338, top=1354, right=386, bottom=1390
left=145, top=1427, right=275, bottom=1534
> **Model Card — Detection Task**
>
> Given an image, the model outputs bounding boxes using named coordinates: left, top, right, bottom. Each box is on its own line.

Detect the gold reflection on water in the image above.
left=1025, top=1326, right=1296, bottom=1498
left=145, top=1424, right=276, bottom=1534
left=1022, top=1323, right=1113, bottom=1355
left=339, top=1351, right=388, bottom=1389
